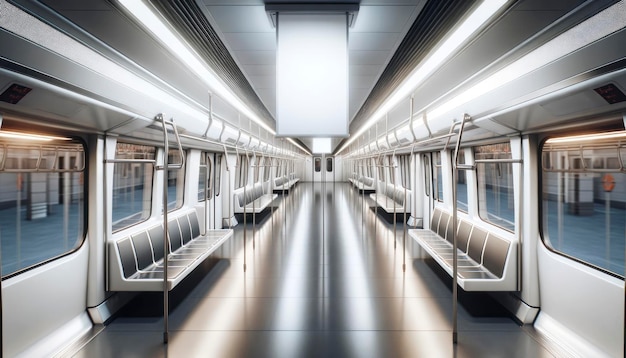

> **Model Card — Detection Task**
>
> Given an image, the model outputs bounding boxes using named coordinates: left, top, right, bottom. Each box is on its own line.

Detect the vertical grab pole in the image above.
left=402, top=155, right=408, bottom=272
left=251, top=150, right=257, bottom=250
left=451, top=114, right=470, bottom=344
left=222, top=145, right=232, bottom=229
left=235, top=147, right=246, bottom=271
left=361, top=158, right=365, bottom=235
left=159, top=114, right=170, bottom=344
left=375, top=154, right=382, bottom=238
left=204, top=152, right=209, bottom=234
left=159, top=115, right=184, bottom=345
left=391, top=150, right=397, bottom=250
left=203, top=92, right=213, bottom=233
left=281, top=142, right=286, bottom=238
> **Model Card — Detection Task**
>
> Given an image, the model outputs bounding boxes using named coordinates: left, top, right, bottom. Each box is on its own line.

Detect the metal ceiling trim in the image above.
left=153, top=0, right=276, bottom=129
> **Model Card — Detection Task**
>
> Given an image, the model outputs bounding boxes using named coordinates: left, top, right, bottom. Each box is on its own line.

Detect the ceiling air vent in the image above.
left=0, top=84, right=32, bottom=104
left=594, top=83, right=626, bottom=104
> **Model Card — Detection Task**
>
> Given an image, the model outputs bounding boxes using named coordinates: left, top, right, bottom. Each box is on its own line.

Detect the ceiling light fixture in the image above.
left=287, top=138, right=311, bottom=156
left=337, top=0, right=507, bottom=154
left=118, top=0, right=276, bottom=135
left=546, top=130, right=626, bottom=144
left=0, top=130, right=70, bottom=142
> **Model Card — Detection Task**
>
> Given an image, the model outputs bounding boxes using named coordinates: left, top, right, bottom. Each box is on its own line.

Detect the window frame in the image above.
left=474, top=142, right=515, bottom=232
left=456, top=149, right=468, bottom=213
left=198, top=152, right=214, bottom=202
left=111, top=142, right=156, bottom=232
left=215, top=154, right=222, bottom=197
left=433, top=151, right=443, bottom=202
left=166, top=148, right=186, bottom=212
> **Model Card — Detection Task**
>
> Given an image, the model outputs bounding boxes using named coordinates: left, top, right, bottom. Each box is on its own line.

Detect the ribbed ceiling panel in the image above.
left=152, top=0, right=275, bottom=128
left=347, top=0, right=478, bottom=134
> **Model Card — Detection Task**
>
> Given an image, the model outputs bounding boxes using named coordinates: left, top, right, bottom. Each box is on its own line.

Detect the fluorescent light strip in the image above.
left=0, top=130, right=70, bottom=141
left=118, top=0, right=275, bottom=135
left=337, top=0, right=507, bottom=154
left=346, top=0, right=626, bottom=156
left=427, top=1, right=626, bottom=121
left=287, top=138, right=311, bottom=156
left=546, top=131, right=626, bottom=144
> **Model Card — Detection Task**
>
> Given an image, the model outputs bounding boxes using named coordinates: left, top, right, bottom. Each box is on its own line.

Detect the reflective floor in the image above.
left=74, top=182, right=556, bottom=357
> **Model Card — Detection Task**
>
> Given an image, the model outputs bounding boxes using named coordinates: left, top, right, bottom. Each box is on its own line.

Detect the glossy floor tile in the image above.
left=73, top=182, right=555, bottom=357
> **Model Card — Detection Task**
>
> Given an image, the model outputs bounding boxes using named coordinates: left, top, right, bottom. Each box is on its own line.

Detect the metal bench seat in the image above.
left=369, top=182, right=411, bottom=214
left=233, top=182, right=278, bottom=214
left=109, top=210, right=233, bottom=291
left=409, top=207, right=518, bottom=291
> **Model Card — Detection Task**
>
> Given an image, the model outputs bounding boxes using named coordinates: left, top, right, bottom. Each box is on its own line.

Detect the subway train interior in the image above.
left=0, top=0, right=625, bottom=357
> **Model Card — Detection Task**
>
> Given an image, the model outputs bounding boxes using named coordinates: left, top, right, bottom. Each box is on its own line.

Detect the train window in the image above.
left=314, top=157, right=321, bottom=172
left=198, top=153, right=213, bottom=201
left=542, top=132, right=626, bottom=277
left=433, top=152, right=443, bottom=202
left=252, top=156, right=260, bottom=182
left=215, top=154, right=222, bottom=197
left=326, top=157, right=333, bottom=172
left=388, top=156, right=395, bottom=184
left=235, top=155, right=248, bottom=189
left=0, top=134, right=86, bottom=278
left=263, top=157, right=271, bottom=181
left=398, top=155, right=411, bottom=189
left=456, top=150, right=468, bottom=212
left=167, top=148, right=185, bottom=211
left=475, top=143, right=514, bottom=231
left=112, top=143, right=155, bottom=231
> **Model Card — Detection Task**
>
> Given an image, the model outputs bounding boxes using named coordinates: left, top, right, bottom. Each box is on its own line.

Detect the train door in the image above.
left=325, top=156, right=335, bottom=182
left=313, top=155, right=334, bottom=183
left=313, top=156, right=322, bottom=182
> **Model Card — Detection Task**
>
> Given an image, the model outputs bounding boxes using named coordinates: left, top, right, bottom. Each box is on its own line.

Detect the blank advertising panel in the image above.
left=276, top=13, right=348, bottom=137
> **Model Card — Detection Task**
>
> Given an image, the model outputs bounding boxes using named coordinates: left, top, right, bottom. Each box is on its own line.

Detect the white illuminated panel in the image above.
left=312, top=137, right=331, bottom=153
left=276, top=14, right=348, bottom=137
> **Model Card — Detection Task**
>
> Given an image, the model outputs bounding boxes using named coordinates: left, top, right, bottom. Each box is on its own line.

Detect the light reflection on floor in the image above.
left=75, top=182, right=555, bottom=358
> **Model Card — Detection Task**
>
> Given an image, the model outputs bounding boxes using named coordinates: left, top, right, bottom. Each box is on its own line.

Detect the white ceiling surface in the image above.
left=198, top=0, right=424, bottom=150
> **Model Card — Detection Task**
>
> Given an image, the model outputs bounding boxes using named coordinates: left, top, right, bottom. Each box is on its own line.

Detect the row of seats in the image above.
left=369, top=182, right=411, bottom=213
left=273, top=174, right=299, bottom=193
left=348, top=175, right=375, bottom=192
left=408, top=207, right=518, bottom=291
left=233, top=182, right=278, bottom=214
left=109, top=210, right=233, bottom=291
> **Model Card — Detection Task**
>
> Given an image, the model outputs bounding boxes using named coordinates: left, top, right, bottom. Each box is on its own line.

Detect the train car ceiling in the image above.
left=3, top=0, right=619, bottom=156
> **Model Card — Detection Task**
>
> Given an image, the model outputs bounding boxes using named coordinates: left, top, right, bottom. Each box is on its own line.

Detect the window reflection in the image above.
left=542, top=133, right=625, bottom=277
left=167, top=149, right=185, bottom=211
left=456, top=150, right=468, bottom=212
left=112, top=143, right=154, bottom=231
left=475, top=143, right=514, bottom=231
left=0, top=135, right=85, bottom=278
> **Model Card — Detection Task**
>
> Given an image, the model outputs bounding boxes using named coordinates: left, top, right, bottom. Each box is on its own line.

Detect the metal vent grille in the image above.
left=152, top=0, right=275, bottom=128
left=347, top=0, right=477, bottom=135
